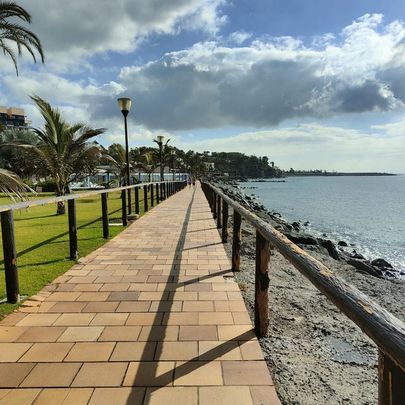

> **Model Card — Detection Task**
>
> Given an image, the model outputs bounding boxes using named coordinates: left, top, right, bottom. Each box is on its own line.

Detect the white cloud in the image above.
left=228, top=30, right=252, bottom=45
left=16, top=0, right=227, bottom=71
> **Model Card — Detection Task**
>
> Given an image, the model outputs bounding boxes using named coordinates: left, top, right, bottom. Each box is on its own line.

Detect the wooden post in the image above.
left=156, top=183, right=160, bottom=203
left=135, top=187, right=140, bottom=214
left=121, top=189, right=127, bottom=226
left=217, top=196, right=222, bottom=229
left=213, top=193, right=217, bottom=219
left=160, top=183, right=164, bottom=200
left=222, top=201, right=229, bottom=243
left=255, top=231, right=270, bottom=337
left=101, top=193, right=109, bottom=239
left=68, top=199, right=78, bottom=260
left=378, top=350, right=405, bottom=404
left=1, top=210, right=19, bottom=303
left=150, top=183, right=154, bottom=207
left=144, top=185, right=148, bottom=212
left=232, top=211, right=242, bottom=272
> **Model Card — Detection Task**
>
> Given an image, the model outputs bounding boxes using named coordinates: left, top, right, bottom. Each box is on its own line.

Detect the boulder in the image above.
left=285, top=233, right=319, bottom=245
left=371, top=258, right=393, bottom=269
left=292, top=221, right=300, bottom=230
left=338, top=241, right=348, bottom=247
left=347, top=259, right=383, bottom=278
left=319, top=239, right=340, bottom=260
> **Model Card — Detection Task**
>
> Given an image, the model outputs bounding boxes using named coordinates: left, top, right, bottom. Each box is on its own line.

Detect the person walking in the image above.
left=192, top=177, right=196, bottom=188
left=187, top=177, right=192, bottom=188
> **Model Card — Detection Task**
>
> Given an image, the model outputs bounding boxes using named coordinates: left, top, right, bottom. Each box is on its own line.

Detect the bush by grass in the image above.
left=0, top=188, right=151, bottom=319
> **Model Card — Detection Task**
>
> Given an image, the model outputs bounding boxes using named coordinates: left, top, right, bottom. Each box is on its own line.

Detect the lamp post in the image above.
left=117, top=97, right=132, bottom=214
left=155, top=135, right=164, bottom=181
left=171, top=150, right=176, bottom=181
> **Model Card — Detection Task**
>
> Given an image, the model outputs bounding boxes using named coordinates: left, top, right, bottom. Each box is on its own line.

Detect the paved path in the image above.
left=0, top=184, right=280, bottom=404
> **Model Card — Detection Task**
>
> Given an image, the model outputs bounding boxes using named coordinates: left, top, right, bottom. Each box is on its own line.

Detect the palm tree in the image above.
left=134, top=151, right=158, bottom=182
left=0, top=168, right=31, bottom=200
left=104, top=143, right=128, bottom=186
left=7, top=95, right=105, bottom=214
left=0, top=1, right=44, bottom=74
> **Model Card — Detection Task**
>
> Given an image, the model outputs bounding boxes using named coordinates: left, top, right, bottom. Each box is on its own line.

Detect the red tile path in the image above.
left=0, top=183, right=280, bottom=404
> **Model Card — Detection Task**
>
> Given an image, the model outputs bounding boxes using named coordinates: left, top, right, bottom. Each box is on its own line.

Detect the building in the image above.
left=204, top=162, right=215, bottom=171
left=0, top=107, right=28, bottom=130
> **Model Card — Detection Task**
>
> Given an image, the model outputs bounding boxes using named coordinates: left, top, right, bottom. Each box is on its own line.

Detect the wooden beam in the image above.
left=222, top=200, right=229, bottom=242
left=232, top=210, right=241, bottom=272
left=68, top=199, right=78, bottom=260
left=101, top=193, right=109, bottom=239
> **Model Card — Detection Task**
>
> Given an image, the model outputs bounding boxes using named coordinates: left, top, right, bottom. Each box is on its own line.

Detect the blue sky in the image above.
left=1, top=0, right=405, bottom=172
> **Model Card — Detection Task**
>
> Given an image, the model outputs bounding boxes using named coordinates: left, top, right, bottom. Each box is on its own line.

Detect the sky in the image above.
left=1, top=0, right=405, bottom=172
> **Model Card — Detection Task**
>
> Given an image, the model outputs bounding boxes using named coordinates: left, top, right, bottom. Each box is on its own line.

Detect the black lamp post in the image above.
left=156, top=135, right=164, bottom=181
left=117, top=97, right=132, bottom=214
left=171, top=150, right=176, bottom=181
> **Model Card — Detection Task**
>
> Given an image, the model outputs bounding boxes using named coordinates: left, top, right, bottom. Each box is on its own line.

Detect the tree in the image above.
left=0, top=1, right=44, bottom=74
left=0, top=168, right=31, bottom=200
left=104, top=143, right=128, bottom=186
left=7, top=95, right=105, bottom=214
left=134, top=151, right=159, bottom=182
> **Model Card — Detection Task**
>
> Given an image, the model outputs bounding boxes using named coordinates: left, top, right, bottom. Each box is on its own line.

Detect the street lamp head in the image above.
left=156, top=135, right=165, bottom=143
left=117, top=97, right=132, bottom=116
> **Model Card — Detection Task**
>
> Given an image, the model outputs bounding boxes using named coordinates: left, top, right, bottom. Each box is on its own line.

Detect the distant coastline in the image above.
left=286, top=171, right=396, bottom=177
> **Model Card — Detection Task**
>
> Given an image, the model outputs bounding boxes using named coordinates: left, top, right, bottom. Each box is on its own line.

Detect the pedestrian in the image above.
left=192, top=178, right=196, bottom=188
left=187, top=177, right=191, bottom=188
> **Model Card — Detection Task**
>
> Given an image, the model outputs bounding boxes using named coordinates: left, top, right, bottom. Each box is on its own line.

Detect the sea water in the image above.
left=240, top=175, right=405, bottom=274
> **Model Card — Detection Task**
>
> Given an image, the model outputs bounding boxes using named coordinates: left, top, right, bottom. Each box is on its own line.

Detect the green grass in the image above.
left=0, top=188, right=152, bottom=319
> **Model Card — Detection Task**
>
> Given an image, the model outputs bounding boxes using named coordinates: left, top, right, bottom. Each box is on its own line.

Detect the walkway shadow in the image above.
left=126, top=185, right=254, bottom=404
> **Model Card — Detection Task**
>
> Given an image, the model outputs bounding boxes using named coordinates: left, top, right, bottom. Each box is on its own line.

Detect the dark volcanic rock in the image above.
left=338, top=241, right=348, bottom=247
left=319, top=239, right=340, bottom=261
left=347, top=259, right=382, bottom=278
left=285, top=233, right=319, bottom=246
left=371, top=258, right=393, bottom=269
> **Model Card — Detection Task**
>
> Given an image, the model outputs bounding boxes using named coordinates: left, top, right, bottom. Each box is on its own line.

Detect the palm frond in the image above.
left=0, top=168, right=32, bottom=200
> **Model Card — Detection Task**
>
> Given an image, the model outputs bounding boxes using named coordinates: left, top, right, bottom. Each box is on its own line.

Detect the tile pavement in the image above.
left=0, top=183, right=280, bottom=404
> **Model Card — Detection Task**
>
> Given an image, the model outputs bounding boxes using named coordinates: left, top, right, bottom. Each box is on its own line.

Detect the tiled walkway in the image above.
left=0, top=184, right=280, bottom=404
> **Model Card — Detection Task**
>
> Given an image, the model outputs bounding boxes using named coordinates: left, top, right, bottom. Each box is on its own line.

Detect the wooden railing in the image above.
left=0, top=180, right=186, bottom=304
left=201, top=181, right=405, bottom=405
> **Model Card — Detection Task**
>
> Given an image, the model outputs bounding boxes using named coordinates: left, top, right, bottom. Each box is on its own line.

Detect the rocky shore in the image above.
left=215, top=181, right=404, bottom=405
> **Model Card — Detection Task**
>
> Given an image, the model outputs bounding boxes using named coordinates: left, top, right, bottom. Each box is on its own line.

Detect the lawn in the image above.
left=0, top=188, right=152, bottom=319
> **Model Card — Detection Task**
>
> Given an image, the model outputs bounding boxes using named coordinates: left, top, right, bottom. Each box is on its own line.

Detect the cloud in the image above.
left=16, top=0, right=227, bottom=71
left=108, top=14, right=405, bottom=130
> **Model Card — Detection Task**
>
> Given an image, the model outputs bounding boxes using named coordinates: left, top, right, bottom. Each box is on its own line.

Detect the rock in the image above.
left=347, top=259, right=382, bottom=278
left=371, top=258, right=393, bottom=269
left=319, top=239, right=340, bottom=261
left=285, top=233, right=319, bottom=245
left=303, top=221, right=310, bottom=226
left=292, top=221, right=300, bottom=230
left=338, top=241, right=348, bottom=247
left=350, top=250, right=365, bottom=260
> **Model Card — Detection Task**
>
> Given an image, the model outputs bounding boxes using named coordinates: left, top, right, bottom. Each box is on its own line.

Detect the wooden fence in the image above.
left=201, top=181, right=405, bottom=405
left=0, top=180, right=186, bottom=304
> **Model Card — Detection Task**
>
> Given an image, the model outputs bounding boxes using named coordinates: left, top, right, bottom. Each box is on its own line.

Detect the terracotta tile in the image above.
left=149, top=301, right=182, bottom=312
left=21, top=363, right=81, bottom=387
left=198, top=292, right=228, bottom=301
left=17, top=327, right=66, bottom=343
left=0, top=388, right=40, bottom=403
left=222, top=361, right=273, bottom=385
left=47, top=292, right=81, bottom=301
left=47, top=302, right=87, bottom=313
left=250, top=386, right=281, bottom=405
left=89, top=388, right=144, bottom=405
left=155, top=342, right=198, bottom=361
left=0, top=343, right=32, bottom=362
left=17, top=314, right=60, bottom=327
left=138, top=292, right=169, bottom=301
left=107, top=292, right=140, bottom=301
left=199, top=341, right=242, bottom=361
left=128, top=284, right=157, bottom=292
left=110, top=342, right=156, bottom=361
left=184, top=283, right=212, bottom=292
left=82, top=302, right=119, bottom=313
left=217, top=325, right=256, bottom=341
left=239, top=341, right=264, bottom=360
left=90, top=313, right=129, bottom=326
left=138, top=326, right=179, bottom=341
left=200, top=386, right=253, bottom=405
left=58, top=327, right=104, bottom=342
left=72, top=283, right=103, bottom=292
left=116, top=301, right=151, bottom=313
left=98, top=326, right=141, bottom=342
left=182, top=301, right=214, bottom=312
left=0, top=364, right=35, bottom=387
left=72, top=362, right=128, bottom=387
left=179, top=326, right=217, bottom=341
left=199, top=312, right=234, bottom=325
left=126, top=313, right=163, bottom=326
left=19, top=343, right=73, bottom=362
left=53, top=313, right=95, bottom=326
left=232, top=312, right=252, bottom=325
left=76, top=292, right=110, bottom=302
left=123, top=361, right=174, bottom=387
left=99, top=283, right=130, bottom=292
left=162, top=313, right=198, bottom=326
left=168, top=292, right=197, bottom=301
left=0, top=326, right=28, bottom=342
left=65, top=342, right=115, bottom=362
left=34, top=388, right=93, bottom=405
left=144, top=387, right=197, bottom=405
left=174, top=361, right=222, bottom=386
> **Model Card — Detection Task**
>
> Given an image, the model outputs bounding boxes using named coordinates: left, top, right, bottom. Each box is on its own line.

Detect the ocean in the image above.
left=240, top=175, right=405, bottom=274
